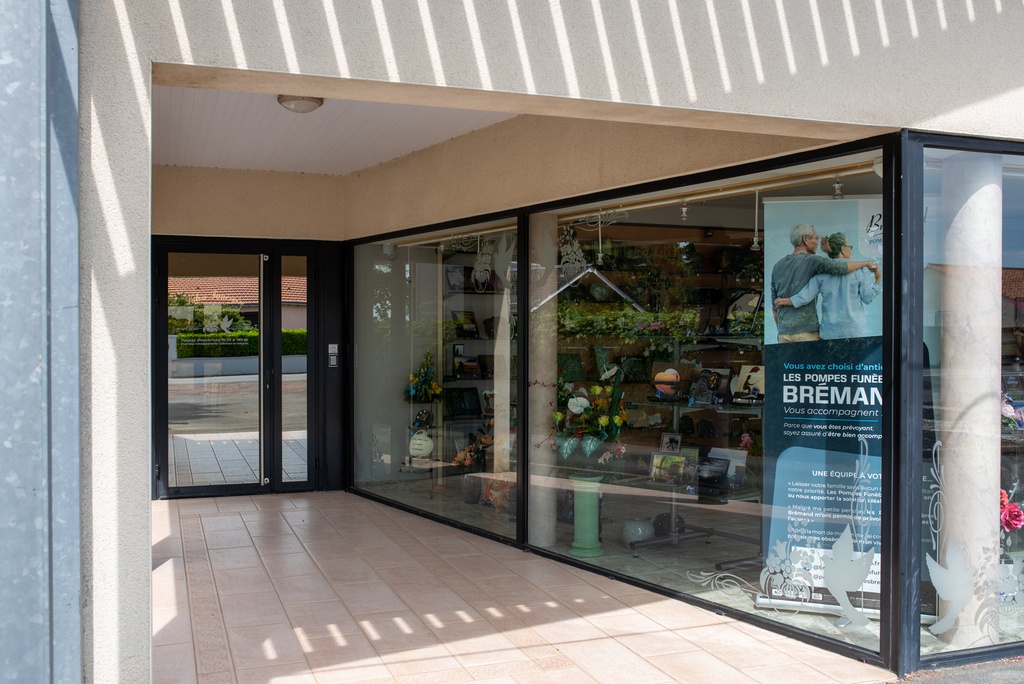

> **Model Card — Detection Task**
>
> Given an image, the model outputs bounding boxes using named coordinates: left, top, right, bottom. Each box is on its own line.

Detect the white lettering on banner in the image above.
left=782, top=385, right=883, bottom=405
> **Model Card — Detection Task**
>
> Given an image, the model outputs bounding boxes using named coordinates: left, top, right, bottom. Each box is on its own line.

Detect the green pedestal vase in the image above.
left=568, top=473, right=604, bottom=558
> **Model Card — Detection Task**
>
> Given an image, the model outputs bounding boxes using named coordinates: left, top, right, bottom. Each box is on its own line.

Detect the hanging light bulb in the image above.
left=680, top=202, right=689, bottom=222
left=832, top=179, right=844, bottom=200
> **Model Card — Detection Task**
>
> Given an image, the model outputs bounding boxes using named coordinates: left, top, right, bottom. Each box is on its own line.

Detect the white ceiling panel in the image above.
left=153, top=86, right=518, bottom=176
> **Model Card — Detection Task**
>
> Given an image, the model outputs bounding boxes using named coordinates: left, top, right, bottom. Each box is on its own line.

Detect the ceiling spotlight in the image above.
left=277, top=95, right=324, bottom=114
left=704, top=229, right=715, bottom=239
left=381, top=242, right=397, bottom=261
left=680, top=203, right=689, bottom=222
left=832, top=179, right=844, bottom=200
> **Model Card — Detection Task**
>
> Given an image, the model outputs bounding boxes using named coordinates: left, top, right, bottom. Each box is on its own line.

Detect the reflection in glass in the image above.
left=281, top=256, right=309, bottom=483
left=921, top=149, right=1024, bottom=653
left=352, top=225, right=519, bottom=540
left=528, top=152, right=884, bottom=654
left=167, top=253, right=261, bottom=488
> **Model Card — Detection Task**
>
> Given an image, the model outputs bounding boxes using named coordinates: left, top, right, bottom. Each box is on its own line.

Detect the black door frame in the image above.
left=152, top=236, right=334, bottom=499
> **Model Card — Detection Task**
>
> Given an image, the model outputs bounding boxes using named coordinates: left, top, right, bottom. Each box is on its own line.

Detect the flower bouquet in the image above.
left=404, top=351, right=443, bottom=403
left=549, top=365, right=628, bottom=475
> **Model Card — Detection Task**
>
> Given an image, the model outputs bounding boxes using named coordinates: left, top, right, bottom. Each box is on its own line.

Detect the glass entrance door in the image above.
left=159, top=248, right=314, bottom=496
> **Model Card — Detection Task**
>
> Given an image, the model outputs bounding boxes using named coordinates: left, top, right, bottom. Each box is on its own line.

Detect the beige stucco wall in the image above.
left=79, top=0, right=1024, bottom=679
left=154, top=115, right=829, bottom=239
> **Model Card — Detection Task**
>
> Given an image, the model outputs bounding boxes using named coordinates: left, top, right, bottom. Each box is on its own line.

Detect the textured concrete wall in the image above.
left=79, top=0, right=1024, bottom=677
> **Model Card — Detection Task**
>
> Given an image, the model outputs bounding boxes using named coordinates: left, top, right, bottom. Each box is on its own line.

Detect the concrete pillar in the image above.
left=0, top=0, right=81, bottom=680
left=528, top=214, right=560, bottom=547
left=938, top=151, right=1003, bottom=646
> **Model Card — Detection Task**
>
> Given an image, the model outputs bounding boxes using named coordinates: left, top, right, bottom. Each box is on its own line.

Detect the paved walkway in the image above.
left=152, top=491, right=899, bottom=683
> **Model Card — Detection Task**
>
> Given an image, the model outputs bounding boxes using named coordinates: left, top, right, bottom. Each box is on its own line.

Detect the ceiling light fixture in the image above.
left=277, top=95, right=324, bottom=114
left=832, top=179, right=844, bottom=200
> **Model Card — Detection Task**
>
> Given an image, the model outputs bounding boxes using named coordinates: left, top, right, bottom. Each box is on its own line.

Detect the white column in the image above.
left=528, top=214, right=560, bottom=547
left=938, top=152, right=1003, bottom=646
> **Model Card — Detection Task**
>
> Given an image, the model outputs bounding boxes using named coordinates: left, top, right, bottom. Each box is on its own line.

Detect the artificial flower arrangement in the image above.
left=549, top=365, right=628, bottom=473
left=451, top=420, right=493, bottom=474
left=404, top=351, right=443, bottom=403
left=1001, top=485, right=1024, bottom=536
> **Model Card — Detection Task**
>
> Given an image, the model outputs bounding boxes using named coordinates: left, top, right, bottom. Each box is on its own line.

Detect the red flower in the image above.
left=1001, top=489, right=1010, bottom=509
left=1001, top=502, right=1024, bottom=532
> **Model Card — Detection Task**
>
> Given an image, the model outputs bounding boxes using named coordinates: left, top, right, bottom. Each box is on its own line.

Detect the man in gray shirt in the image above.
left=770, top=224, right=878, bottom=343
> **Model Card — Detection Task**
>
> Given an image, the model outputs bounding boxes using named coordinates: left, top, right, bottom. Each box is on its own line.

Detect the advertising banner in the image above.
left=760, top=199, right=884, bottom=622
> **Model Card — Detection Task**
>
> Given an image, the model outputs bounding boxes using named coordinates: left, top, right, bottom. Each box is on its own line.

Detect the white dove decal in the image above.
left=219, top=315, right=233, bottom=333
left=823, top=525, right=874, bottom=626
left=925, top=541, right=973, bottom=635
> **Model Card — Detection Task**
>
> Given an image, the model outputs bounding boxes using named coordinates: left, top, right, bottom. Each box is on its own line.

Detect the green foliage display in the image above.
left=557, top=302, right=703, bottom=343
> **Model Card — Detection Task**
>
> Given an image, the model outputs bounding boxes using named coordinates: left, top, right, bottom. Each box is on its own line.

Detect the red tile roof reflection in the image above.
left=167, top=277, right=307, bottom=304
left=926, top=264, right=1024, bottom=300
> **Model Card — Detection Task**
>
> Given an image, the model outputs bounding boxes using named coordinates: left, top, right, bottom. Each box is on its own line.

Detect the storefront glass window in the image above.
left=352, top=223, right=518, bottom=539
left=920, top=149, right=1024, bottom=653
left=527, top=150, right=884, bottom=652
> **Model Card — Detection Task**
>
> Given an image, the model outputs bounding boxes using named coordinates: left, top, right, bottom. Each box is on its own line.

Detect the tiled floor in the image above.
left=152, top=491, right=898, bottom=683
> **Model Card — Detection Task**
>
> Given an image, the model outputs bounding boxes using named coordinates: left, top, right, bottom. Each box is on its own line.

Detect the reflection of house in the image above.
left=167, top=276, right=308, bottom=330
left=924, top=265, right=1024, bottom=362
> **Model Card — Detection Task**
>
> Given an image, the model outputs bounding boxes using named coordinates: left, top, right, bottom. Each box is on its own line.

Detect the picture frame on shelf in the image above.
left=691, top=368, right=731, bottom=405
left=446, top=419, right=489, bottom=457
left=557, top=353, right=584, bottom=382
left=732, top=365, right=765, bottom=403
left=478, top=354, right=495, bottom=379
left=444, top=387, right=482, bottom=418
left=659, top=432, right=682, bottom=454
left=453, top=355, right=480, bottom=379
left=450, top=310, right=480, bottom=339
left=481, top=389, right=496, bottom=415
left=651, top=448, right=699, bottom=484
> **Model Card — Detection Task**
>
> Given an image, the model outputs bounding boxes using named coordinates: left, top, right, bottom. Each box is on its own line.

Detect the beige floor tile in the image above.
left=215, top=566, right=275, bottom=595
left=585, top=612, right=665, bottom=637
left=746, top=662, right=846, bottom=684
left=512, top=668, right=599, bottom=683
left=214, top=498, right=259, bottom=513
left=262, top=552, right=322, bottom=579
left=290, top=523, right=345, bottom=543
left=244, top=518, right=294, bottom=537
left=332, top=581, right=408, bottom=615
left=614, top=629, right=700, bottom=657
left=506, top=603, right=608, bottom=644
left=153, top=579, right=190, bottom=610
left=356, top=609, right=442, bottom=652
left=178, top=500, right=222, bottom=516
left=379, top=643, right=463, bottom=677
left=301, top=633, right=391, bottom=681
left=253, top=534, right=306, bottom=556
left=675, top=623, right=799, bottom=670
left=153, top=607, right=193, bottom=645
left=273, top=573, right=337, bottom=605
left=210, top=547, right=263, bottom=571
left=206, top=529, right=255, bottom=550
left=286, top=600, right=362, bottom=639
left=316, top=557, right=381, bottom=584
left=282, top=509, right=330, bottom=526
left=557, top=637, right=679, bottom=684
left=253, top=497, right=298, bottom=511
left=203, top=514, right=247, bottom=532
left=234, top=663, right=316, bottom=683
left=374, top=562, right=448, bottom=594
left=646, top=650, right=757, bottom=683
left=398, top=587, right=486, bottom=626
left=153, top=556, right=187, bottom=583
left=228, top=622, right=307, bottom=669
left=419, top=534, right=482, bottom=557
left=502, top=560, right=582, bottom=588
left=356, top=544, right=418, bottom=568
left=777, top=639, right=892, bottom=684
left=446, top=553, right=517, bottom=580
left=153, top=535, right=185, bottom=560
left=154, top=642, right=198, bottom=684
left=219, top=591, right=288, bottom=628
left=432, top=620, right=531, bottom=668
left=303, top=539, right=362, bottom=562
left=339, top=526, right=393, bottom=548
left=617, top=594, right=726, bottom=630
left=465, top=658, right=543, bottom=679
left=542, top=583, right=632, bottom=619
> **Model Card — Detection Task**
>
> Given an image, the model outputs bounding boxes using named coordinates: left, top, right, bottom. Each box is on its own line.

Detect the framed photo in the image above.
left=481, top=389, right=496, bottom=415
left=453, top=355, right=480, bottom=379
left=450, top=310, right=480, bottom=339
left=478, top=354, right=495, bottom=379
left=557, top=353, right=584, bottom=382
left=659, top=432, right=682, bottom=454
left=444, top=387, right=482, bottom=418
left=444, top=265, right=471, bottom=294
left=651, top=447, right=699, bottom=483
left=446, top=419, right=488, bottom=457
left=732, top=365, right=765, bottom=402
left=691, top=368, right=731, bottom=405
